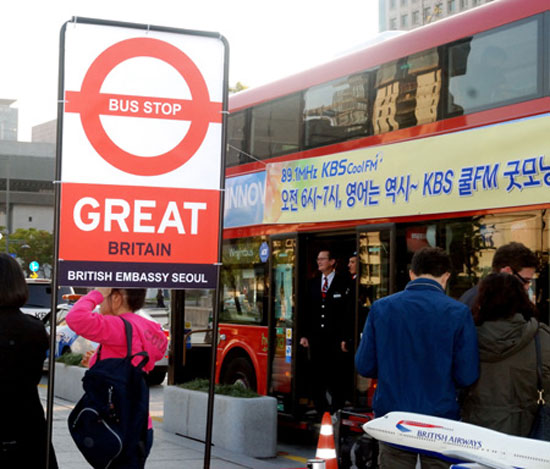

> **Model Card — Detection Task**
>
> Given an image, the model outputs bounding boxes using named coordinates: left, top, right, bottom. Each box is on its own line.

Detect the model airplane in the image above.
left=363, top=411, right=550, bottom=469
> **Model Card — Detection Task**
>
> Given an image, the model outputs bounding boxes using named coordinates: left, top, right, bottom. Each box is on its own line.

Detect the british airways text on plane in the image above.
left=363, top=412, right=550, bottom=469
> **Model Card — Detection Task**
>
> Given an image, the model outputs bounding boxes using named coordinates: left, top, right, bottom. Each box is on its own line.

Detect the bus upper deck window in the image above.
left=447, top=17, right=539, bottom=116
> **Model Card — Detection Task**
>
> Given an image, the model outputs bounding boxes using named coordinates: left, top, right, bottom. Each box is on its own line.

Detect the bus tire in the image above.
left=223, top=357, right=257, bottom=391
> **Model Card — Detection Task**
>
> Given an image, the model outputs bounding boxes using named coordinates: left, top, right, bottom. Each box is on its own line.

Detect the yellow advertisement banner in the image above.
left=263, top=115, right=550, bottom=224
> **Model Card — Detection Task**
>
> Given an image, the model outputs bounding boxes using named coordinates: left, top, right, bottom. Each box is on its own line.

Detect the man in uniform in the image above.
left=300, top=248, right=349, bottom=416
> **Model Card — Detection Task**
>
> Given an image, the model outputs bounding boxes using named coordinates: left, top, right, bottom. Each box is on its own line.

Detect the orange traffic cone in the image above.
left=315, top=412, right=338, bottom=469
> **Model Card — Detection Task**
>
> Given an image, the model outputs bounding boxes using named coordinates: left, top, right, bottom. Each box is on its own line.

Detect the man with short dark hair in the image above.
left=300, top=248, right=349, bottom=416
left=355, top=247, right=479, bottom=469
left=460, top=242, right=538, bottom=308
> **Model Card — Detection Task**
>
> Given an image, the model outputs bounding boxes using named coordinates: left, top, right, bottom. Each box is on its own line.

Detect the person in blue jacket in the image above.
left=355, top=247, right=479, bottom=469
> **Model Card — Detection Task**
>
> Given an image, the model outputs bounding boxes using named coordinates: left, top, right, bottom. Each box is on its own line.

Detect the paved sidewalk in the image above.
left=40, top=384, right=311, bottom=468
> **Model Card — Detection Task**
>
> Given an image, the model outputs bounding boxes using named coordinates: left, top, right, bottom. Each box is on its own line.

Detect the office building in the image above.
left=32, top=119, right=57, bottom=144
left=379, top=0, right=495, bottom=32
left=0, top=99, right=18, bottom=141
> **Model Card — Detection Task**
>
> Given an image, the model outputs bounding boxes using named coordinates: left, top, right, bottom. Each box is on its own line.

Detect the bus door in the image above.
left=268, top=234, right=297, bottom=415
left=354, top=223, right=396, bottom=406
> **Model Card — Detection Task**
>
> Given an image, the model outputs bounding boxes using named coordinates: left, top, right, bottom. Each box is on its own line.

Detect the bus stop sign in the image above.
left=65, top=37, right=222, bottom=176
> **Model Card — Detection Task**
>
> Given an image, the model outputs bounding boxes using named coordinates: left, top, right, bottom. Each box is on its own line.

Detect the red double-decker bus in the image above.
left=208, top=0, right=550, bottom=421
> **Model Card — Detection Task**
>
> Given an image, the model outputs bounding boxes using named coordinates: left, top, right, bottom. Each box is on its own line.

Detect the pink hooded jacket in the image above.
left=66, top=290, right=167, bottom=372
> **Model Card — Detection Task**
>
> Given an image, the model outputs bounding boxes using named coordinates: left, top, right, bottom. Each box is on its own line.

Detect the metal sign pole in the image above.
left=45, top=22, right=67, bottom=469
left=203, top=35, right=229, bottom=469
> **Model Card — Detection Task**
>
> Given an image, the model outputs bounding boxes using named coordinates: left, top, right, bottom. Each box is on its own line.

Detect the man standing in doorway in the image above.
left=348, top=254, right=358, bottom=281
left=300, top=248, right=349, bottom=417
left=342, top=252, right=358, bottom=353
left=460, top=241, right=538, bottom=309
left=355, top=247, right=479, bottom=468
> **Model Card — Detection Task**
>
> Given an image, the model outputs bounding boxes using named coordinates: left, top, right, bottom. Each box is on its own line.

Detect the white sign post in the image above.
left=58, top=19, right=227, bottom=289
left=47, top=17, right=228, bottom=469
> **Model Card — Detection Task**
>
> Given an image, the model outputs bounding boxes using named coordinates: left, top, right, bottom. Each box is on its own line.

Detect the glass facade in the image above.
left=0, top=104, right=17, bottom=141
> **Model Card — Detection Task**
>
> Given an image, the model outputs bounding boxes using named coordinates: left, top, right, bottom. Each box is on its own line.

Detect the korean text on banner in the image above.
left=263, top=115, right=550, bottom=224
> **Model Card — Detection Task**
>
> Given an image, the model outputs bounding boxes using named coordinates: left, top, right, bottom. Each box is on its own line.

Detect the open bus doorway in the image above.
left=294, top=231, right=357, bottom=421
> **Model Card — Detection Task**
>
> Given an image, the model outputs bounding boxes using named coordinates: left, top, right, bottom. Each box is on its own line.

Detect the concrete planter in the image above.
left=163, top=385, right=277, bottom=458
left=54, top=362, right=86, bottom=402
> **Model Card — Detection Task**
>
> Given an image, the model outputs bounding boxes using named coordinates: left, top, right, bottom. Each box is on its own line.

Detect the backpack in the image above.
left=68, top=317, right=150, bottom=468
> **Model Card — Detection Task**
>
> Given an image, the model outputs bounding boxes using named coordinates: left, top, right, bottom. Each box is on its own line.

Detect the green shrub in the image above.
left=56, top=352, right=84, bottom=367
left=178, top=378, right=259, bottom=398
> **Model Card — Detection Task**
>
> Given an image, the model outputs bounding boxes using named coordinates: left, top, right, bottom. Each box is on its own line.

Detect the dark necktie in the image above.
left=322, top=276, right=328, bottom=299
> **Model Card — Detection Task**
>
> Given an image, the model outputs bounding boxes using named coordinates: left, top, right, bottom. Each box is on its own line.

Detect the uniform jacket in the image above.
left=302, top=272, right=349, bottom=353
left=355, top=277, right=479, bottom=419
left=462, top=314, right=550, bottom=436
left=0, top=307, right=58, bottom=468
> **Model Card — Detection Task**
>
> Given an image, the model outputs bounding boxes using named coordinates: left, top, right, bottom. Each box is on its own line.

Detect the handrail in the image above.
left=182, top=329, right=213, bottom=365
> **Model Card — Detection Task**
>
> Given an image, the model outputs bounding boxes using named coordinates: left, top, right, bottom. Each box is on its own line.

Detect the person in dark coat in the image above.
left=462, top=272, right=550, bottom=436
left=300, top=248, right=349, bottom=416
left=0, top=253, right=58, bottom=468
left=341, top=253, right=358, bottom=354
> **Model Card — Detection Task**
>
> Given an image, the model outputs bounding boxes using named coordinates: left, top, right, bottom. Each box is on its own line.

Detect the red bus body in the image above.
left=214, top=0, right=550, bottom=418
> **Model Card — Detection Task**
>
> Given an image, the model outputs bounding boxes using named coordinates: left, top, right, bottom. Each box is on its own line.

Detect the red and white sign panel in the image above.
left=58, top=20, right=227, bottom=288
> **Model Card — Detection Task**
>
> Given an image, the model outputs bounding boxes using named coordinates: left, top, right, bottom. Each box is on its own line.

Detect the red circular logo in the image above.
left=65, top=37, right=222, bottom=176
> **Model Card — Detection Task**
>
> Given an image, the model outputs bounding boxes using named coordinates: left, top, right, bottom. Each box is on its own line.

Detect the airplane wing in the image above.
left=450, top=465, right=492, bottom=469
left=443, top=450, right=516, bottom=469
left=450, top=465, right=493, bottom=469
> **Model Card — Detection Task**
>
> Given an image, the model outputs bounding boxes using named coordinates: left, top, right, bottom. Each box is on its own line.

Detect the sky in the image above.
left=3, top=0, right=379, bottom=142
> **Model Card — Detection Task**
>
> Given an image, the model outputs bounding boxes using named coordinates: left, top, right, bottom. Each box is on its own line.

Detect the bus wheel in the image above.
left=223, top=357, right=257, bottom=391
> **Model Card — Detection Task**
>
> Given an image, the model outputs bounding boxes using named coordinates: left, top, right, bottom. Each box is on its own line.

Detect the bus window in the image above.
left=447, top=16, right=540, bottom=116
left=303, top=72, right=372, bottom=148
left=356, top=226, right=394, bottom=407
left=408, top=48, right=441, bottom=125
left=395, top=213, right=546, bottom=307
left=373, top=47, right=442, bottom=134
left=221, top=237, right=269, bottom=325
left=358, top=230, right=393, bottom=305
left=226, top=110, right=248, bottom=167
left=250, top=94, right=301, bottom=160
left=373, top=60, right=400, bottom=134
left=463, top=211, right=548, bottom=321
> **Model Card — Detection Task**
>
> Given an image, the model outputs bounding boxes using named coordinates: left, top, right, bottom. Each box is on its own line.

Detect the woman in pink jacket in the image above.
left=66, top=287, right=168, bottom=462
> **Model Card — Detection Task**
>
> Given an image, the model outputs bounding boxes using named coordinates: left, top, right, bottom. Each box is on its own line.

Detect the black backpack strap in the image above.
left=121, top=316, right=133, bottom=358
left=120, top=316, right=149, bottom=370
